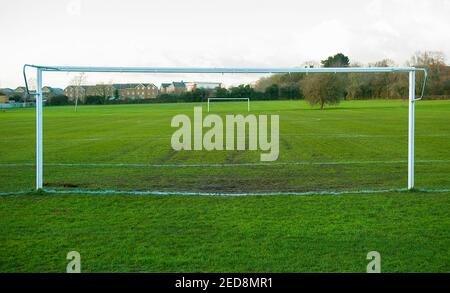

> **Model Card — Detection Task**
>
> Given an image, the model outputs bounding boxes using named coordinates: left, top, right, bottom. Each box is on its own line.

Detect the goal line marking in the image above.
left=2, top=188, right=450, bottom=197
left=1, top=159, right=449, bottom=168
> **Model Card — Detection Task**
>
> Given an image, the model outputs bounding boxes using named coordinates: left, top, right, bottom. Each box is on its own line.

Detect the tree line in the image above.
left=45, top=84, right=304, bottom=106
left=254, top=51, right=450, bottom=109
left=45, top=51, right=449, bottom=108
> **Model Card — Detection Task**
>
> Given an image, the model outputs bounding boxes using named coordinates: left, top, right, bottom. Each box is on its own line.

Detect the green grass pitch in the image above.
left=0, top=100, right=449, bottom=272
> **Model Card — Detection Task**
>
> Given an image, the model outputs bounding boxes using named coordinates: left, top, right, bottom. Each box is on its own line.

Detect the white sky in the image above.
left=0, top=0, right=449, bottom=88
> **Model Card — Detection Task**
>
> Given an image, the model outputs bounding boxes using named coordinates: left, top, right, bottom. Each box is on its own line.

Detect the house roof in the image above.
left=43, top=86, right=64, bottom=94
left=172, top=81, right=186, bottom=88
left=65, top=85, right=89, bottom=89
left=0, top=88, right=14, bottom=95
left=160, top=83, right=171, bottom=88
left=113, top=83, right=156, bottom=90
left=192, top=82, right=222, bottom=89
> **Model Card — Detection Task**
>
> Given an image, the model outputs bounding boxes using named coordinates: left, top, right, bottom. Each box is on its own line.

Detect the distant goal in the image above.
left=207, top=98, right=250, bottom=112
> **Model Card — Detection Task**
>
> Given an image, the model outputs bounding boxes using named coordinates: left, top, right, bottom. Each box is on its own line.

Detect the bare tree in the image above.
left=408, top=51, right=446, bottom=96
left=70, top=73, right=87, bottom=112
left=97, top=82, right=106, bottom=98
left=26, top=77, right=36, bottom=104
left=302, top=74, right=346, bottom=109
left=301, top=60, right=321, bottom=68
left=371, top=59, right=396, bottom=67
left=369, top=59, right=397, bottom=99
left=408, top=51, right=445, bottom=68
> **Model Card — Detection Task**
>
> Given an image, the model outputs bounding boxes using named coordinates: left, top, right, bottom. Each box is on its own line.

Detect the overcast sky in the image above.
left=1, top=0, right=449, bottom=88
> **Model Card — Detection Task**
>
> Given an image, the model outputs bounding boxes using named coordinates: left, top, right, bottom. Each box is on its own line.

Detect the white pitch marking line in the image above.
left=2, top=188, right=450, bottom=197
left=1, top=159, right=450, bottom=168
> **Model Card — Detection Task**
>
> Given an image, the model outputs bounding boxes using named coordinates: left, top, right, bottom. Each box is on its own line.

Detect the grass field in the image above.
left=1, top=100, right=449, bottom=272
left=1, top=191, right=449, bottom=272
left=1, top=100, right=450, bottom=193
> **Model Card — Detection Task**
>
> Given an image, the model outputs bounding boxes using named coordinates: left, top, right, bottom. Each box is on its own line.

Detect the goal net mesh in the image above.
left=1, top=70, right=446, bottom=195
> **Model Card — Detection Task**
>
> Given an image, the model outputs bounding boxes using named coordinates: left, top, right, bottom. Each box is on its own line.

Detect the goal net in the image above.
left=0, top=65, right=437, bottom=195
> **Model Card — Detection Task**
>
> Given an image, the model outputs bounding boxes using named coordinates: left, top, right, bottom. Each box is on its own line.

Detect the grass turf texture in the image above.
left=0, top=191, right=449, bottom=272
left=1, top=100, right=450, bottom=193
left=0, top=100, right=449, bottom=272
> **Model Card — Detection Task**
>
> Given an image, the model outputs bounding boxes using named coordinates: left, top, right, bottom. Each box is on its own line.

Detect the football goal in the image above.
left=21, top=65, right=427, bottom=194
left=207, top=97, right=250, bottom=112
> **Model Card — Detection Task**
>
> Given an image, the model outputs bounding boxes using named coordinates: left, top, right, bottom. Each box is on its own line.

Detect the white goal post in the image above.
left=23, top=65, right=427, bottom=191
left=207, top=97, right=250, bottom=112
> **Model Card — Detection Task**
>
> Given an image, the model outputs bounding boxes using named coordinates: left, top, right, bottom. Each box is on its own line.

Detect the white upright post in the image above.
left=408, top=70, right=416, bottom=190
left=36, top=69, right=43, bottom=189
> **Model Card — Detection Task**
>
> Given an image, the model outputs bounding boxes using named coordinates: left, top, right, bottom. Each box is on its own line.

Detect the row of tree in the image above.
left=254, top=51, right=450, bottom=109
left=45, top=84, right=304, bottom=106
left=45, top=51, right=449, bottom=108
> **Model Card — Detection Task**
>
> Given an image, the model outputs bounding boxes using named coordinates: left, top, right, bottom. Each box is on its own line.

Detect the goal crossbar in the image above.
left=23, top=64, right=427, bottom=191
left=25, top=64, right=421, bottom=74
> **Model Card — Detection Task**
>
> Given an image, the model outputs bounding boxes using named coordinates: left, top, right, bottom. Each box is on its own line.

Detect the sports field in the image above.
left=2, top=100, right=450, bottom=193
left=1, top=100, right=449, bottom=272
